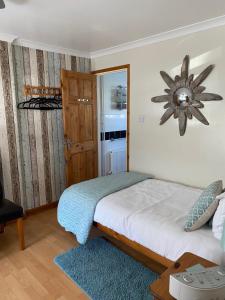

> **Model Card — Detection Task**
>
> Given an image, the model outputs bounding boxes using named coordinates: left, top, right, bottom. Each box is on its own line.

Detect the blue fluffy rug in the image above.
left=54, top=237, right=158, bottom=300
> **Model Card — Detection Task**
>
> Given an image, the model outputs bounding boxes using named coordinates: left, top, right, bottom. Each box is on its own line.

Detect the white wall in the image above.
left=92, top=25, right=225, bottom=188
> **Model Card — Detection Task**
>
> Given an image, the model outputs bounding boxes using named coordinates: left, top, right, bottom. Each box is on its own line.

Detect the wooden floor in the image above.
left=0, top=208, right=97, bottom=300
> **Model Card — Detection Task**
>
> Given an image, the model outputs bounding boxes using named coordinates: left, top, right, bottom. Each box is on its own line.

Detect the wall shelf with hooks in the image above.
left=17, top=85, right=62, bottom=110
left=24, top=85, right=62, bottom=97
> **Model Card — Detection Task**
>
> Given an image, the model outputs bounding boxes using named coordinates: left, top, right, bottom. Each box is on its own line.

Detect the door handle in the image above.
left=108, top=151, right=113, bottom=175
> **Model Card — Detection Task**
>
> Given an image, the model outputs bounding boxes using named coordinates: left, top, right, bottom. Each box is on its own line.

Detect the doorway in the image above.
left=61, top=65, right=130, bottom=187
left=93, top=65, right=130, bottom=176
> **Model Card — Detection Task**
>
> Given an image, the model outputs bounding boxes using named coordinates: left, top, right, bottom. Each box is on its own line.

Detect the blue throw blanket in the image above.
left=57, top=172, right=152, bottom=244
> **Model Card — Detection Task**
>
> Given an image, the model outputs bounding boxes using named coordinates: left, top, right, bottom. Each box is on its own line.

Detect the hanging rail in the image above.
left=17, top=85, right=62, bottom=110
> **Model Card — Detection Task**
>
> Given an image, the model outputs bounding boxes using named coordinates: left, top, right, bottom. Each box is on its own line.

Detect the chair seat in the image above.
left=0, top=199, right=23, bottom=223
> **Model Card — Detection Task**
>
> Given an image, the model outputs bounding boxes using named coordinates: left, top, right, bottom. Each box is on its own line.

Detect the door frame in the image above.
left=92, top=64, right=130, bottom=172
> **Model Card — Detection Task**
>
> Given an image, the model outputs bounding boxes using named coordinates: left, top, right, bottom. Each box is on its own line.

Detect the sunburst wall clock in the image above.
left=151, top=55, right=223, bottom=136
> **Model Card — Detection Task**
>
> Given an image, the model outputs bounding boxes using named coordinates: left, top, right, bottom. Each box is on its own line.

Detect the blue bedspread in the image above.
left=57, top=171, right=152, bottom=244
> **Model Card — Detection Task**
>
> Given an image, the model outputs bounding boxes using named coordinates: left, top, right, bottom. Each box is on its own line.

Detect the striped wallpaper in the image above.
left=0, top=40, right=91, bottom=209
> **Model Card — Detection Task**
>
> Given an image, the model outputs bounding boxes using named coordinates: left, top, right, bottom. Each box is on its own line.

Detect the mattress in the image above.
left=94, top=179, right=224, bottom=264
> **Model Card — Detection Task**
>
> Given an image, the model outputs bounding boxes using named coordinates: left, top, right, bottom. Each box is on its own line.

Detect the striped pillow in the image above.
left=185, top=180, right=223, bottom=232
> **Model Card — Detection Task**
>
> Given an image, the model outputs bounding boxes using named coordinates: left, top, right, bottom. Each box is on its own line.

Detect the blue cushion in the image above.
left=185, top=180, right=222, bottom=232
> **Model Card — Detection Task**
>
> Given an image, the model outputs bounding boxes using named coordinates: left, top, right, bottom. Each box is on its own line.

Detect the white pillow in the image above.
left=212, top=197, right=225, bottom=240
left=216, top=191, right=225, bottom=200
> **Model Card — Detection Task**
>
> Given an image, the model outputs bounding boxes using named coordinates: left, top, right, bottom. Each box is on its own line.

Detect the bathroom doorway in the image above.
left=93, top=65, right=130, bottom=176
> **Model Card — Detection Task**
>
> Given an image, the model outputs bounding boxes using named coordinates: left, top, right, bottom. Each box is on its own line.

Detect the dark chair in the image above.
left=0, top=181, right=25, bottom=250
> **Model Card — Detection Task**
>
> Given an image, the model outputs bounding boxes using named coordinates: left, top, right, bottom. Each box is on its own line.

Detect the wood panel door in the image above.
left=61, top=70, right=98, bottom=186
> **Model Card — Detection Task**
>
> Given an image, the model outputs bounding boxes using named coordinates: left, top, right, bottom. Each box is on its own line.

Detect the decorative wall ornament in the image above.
left=151, top=55, right=223, bottom=136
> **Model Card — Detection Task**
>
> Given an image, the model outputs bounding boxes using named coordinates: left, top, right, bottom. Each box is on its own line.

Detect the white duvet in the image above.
left=94, top=179, right=224, bottom=264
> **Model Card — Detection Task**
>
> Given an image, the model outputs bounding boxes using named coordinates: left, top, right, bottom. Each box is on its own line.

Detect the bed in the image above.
left=57, top=173, right=224, bottom=268
left=94, top=179, right=224, bottom=265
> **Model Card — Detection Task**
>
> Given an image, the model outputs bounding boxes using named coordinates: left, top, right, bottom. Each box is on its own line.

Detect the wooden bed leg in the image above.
left=0, top=223, right=4, bottom=233
left=17, top=218, right=25, bottom=250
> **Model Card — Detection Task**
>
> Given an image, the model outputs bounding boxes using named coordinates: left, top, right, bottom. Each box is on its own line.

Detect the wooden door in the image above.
left=61, top=70, right=98, bottom=186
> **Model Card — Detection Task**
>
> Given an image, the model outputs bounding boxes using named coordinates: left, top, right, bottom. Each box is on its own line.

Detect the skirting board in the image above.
left=4, top=202, right=58, bottom=226
left=25, top=201, right=58, bottom=216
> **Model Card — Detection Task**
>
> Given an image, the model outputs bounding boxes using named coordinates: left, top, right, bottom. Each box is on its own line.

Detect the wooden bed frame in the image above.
left=94, top=222, right=174, bottom=272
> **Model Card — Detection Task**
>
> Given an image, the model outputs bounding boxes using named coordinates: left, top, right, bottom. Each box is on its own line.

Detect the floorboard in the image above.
left=0, top=209, right=91, bottom=300
left=0, top=208, right=162, bottom=300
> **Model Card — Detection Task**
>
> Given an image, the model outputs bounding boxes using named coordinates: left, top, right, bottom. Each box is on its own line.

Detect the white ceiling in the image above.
left=1, top=0, right=225, bottom=56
